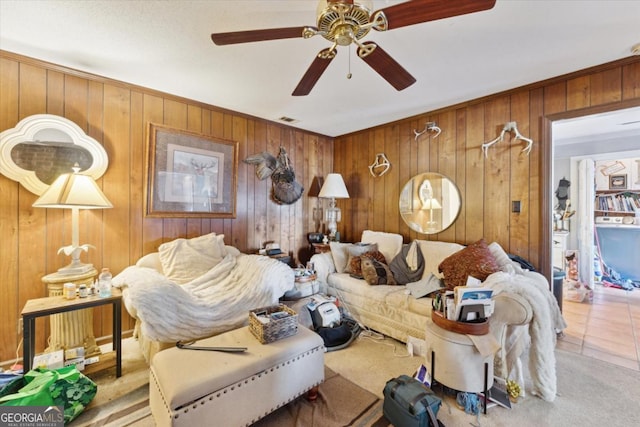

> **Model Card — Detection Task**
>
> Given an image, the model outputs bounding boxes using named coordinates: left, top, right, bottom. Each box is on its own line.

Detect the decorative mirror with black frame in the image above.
left=0, top=114, right=108, bottom=195
left=399, top=172, right=461, bottom=234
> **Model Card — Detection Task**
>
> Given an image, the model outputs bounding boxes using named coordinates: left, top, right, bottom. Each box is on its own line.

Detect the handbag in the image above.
left=0, top=366, right=97, bottom=424
left=383, top=375, right=444, bottom=427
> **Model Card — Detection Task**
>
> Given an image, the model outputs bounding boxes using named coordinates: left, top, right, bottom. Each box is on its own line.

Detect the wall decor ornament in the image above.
left=244, top=147, right=304, bottom=205
left=145, top=123, right=238, bottom=217
left=609, top=174, right=627, bottom=190
left=0, top=114, right=109, bottom=195
left=368, top=153, right=390, bottom=177
left=399, top=172, right=461, bottom=235
left=481, top=121, right=533, bottom=158
left=413, top=121, right=442, bottom=141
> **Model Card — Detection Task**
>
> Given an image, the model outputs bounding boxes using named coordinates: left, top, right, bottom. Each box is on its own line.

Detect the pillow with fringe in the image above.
left=361, top=257, right=398, bottom=286
left=345, top=250, right=386, bottom=276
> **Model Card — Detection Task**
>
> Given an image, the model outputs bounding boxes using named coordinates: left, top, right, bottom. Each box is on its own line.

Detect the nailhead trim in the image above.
left=168, top=345, right=323, bottom=421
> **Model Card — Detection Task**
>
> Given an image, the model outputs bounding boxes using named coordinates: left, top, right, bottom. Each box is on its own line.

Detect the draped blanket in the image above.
left=483, top=270, right=567, bottom=402
left=113, top=254, right=295, bottom=342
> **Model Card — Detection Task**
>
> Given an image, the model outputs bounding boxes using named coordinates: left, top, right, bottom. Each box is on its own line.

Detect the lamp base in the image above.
left=58, top=262, right=95, bottom=275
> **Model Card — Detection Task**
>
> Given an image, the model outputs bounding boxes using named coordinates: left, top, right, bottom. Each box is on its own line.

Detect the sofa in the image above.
left=113, top=232, right=295, bottom=362
left=310, top=230, right=567, bottom=401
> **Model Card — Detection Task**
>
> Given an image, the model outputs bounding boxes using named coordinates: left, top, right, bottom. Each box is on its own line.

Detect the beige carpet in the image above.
left=71, top=332, right=640, bottom=427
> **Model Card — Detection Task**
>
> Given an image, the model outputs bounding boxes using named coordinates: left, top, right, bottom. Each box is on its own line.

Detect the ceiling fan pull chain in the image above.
left=347, top=46, right=352, bottom=79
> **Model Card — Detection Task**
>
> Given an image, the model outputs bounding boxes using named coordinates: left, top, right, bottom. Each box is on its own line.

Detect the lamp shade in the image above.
left=33, top=166, right=113, bottom=209
left=318, top=173, right=349, bottom=199
left=421, top=198, right=442, bottom=210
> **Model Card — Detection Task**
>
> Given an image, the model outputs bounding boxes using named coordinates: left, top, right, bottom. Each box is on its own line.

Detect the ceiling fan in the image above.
left=211, top=0, right=496, bottom=96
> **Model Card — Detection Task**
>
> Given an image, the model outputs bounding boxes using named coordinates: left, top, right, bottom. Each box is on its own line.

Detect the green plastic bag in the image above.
left=0, top=366, right=97, bottom=424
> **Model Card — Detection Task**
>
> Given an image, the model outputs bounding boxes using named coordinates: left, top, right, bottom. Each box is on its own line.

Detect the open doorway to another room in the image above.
left=552, top=106, right=640, bottom=371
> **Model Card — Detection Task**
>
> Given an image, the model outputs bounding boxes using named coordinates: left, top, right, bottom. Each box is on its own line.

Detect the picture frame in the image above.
left=609, top=174, right=627, bottom=190
left=145, top=123, right=238, bottom=218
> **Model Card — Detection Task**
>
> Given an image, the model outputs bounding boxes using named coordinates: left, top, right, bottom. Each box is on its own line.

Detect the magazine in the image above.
left=478, top=378, right=511, bottom=410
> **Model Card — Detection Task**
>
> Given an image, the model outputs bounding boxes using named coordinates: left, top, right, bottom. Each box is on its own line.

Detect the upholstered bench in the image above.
left=150, top=326, right=325, bottom=427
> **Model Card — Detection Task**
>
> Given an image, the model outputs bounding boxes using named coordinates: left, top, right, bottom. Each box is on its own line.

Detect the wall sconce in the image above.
left=318, top=173, right=349, bottom=240
left=33, top=163, right=113, bottom=274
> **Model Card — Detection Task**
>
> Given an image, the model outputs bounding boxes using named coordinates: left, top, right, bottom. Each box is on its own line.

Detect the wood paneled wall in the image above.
left=1, top=50, right=639, bottom=367
left=0, top=51, right=333, bottom=365
left=334, top=57, right=640, bottom=276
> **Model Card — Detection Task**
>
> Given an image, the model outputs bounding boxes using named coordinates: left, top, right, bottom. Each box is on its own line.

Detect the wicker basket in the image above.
left=249, top=304, right=298, bottom=344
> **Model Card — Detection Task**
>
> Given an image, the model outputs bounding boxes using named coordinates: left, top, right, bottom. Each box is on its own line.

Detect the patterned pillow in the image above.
left=346, top=250, right=387, bottom=276
left=437, top=238, right=500, bottom=290
left=361, top=257, right=398, bottom=286
left=343, top=243, right=378, bottom=275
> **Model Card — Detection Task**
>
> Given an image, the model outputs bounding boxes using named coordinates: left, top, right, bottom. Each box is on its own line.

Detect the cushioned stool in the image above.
left=150, top=326, right=325, bottom=427
left=425, top=321, right=494, bottom=395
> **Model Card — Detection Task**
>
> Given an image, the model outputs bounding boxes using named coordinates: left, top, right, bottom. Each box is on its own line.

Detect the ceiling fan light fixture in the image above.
left=316, top=0, right=374, bottom=44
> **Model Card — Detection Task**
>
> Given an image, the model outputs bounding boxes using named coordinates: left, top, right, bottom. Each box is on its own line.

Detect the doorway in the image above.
left=548, top=104, right=640, bottom=370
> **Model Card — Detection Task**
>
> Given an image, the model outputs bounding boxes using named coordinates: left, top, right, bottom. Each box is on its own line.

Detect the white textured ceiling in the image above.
left=1, top=0, right=639, bottom=137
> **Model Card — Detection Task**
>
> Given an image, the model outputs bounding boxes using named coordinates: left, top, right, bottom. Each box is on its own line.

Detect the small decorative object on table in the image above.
left=249, top=304, right=298, bottom=344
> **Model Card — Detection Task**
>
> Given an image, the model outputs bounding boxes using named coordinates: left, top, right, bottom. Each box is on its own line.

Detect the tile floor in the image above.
left=558, top=283, right=640, bottom=370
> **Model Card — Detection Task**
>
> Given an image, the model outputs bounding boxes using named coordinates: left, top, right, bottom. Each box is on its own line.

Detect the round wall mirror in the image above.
left=399, top=172, right=462, bottom=234
left=0, top=114, right=108, bottom=195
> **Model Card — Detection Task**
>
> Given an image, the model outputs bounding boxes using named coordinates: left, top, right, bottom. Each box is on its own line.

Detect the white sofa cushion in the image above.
left=415, top=240, right=465, bottom=279
left=136, top=252, right=163, bottom=272
left=158, top=232, right=227, bottom=284
left=361, top=230, right=403, bottom=264
left=329, top=242, right=353, bottom=273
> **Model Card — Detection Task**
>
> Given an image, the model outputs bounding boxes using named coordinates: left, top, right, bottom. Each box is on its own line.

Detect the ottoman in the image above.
left=150, top=326, right=325, bottom=427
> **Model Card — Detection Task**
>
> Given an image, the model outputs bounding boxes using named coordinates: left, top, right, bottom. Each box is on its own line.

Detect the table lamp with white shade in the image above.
left=318, top=173, right=349, bottom=240
left=32, top=163, right=113, bottom=275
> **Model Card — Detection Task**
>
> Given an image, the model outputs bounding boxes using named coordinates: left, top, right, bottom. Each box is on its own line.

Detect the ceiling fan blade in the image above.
left=378, top=0, right=496, bottom=30
left=292, top=48, right=336, bottom=96
left=211, top=26, right=309, bottom=45
left=357, top=42, right=416, bottom=91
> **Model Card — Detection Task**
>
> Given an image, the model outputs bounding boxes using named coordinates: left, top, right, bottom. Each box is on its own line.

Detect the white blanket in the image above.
left=113, top=254, right=295, bottom=342
left=483, top=270, right=567, bottom=402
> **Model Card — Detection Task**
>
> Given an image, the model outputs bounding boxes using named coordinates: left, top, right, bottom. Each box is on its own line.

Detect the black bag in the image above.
left=383, top=375, right=443, bottom=427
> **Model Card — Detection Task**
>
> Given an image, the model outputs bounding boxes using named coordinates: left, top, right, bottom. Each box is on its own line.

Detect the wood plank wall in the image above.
left=334, top=57, right=640, bottom=275
left=1, top=51, right=639, bottom=367
left=0, top=51, right=333, bottom=366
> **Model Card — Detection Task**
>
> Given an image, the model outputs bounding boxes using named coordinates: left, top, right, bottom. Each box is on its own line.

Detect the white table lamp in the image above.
left=421, top=197, right=442, bottom=230
left=318, top=173, right=349, bottom=240
left=33, top=163, right=113, bottom=274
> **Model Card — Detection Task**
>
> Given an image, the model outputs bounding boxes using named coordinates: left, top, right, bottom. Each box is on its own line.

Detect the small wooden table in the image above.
left=21, top=289, right=122, bottom=377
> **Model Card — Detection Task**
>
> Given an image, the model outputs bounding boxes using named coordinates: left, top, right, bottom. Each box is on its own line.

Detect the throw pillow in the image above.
left=437, top=239, right=501, bottom=290
left=343, top=243, right=378, bottom=275
left=361, top=230, right=403, bottom=264
left=346, top=250, right=387, bottom=276
left=361, top=257, right=398, bottom=286
left=329, top=242, right=353, bottom=273
left=158, top=233, right=227, bottom=284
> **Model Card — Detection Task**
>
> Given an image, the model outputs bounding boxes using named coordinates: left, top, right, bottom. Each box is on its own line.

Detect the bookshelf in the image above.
left=594, top=190, right=639, bottom=217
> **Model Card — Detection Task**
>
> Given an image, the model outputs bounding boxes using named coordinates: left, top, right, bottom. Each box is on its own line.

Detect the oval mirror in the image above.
left=399, top=172, right=461, bottom=234
left=0, top=114, right=108, bottom=195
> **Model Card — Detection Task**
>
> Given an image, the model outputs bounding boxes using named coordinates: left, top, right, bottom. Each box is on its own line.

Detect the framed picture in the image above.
left=609, top=174, right=627, bottom=190
left=145, top=123, right=238, bottom=217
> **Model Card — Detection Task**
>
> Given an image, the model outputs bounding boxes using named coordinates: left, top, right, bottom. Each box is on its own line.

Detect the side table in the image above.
left=41, top=268, right=101, bottom=356
left=22, top=289, right=122, bottom=377
left=425, top=321, right=493, bottom=414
